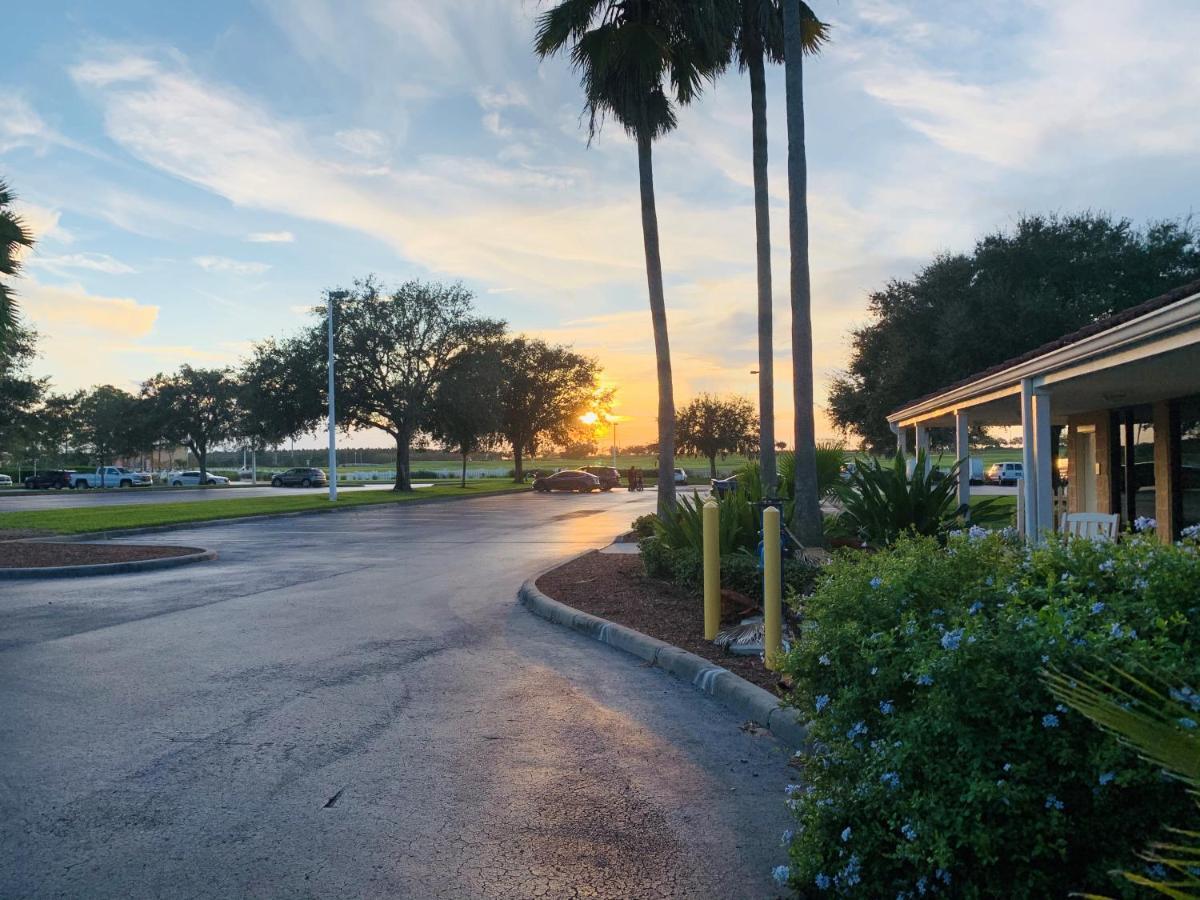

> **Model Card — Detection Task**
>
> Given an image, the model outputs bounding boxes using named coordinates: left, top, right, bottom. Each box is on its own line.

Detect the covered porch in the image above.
left=886, top=280, right=1200, bottom=543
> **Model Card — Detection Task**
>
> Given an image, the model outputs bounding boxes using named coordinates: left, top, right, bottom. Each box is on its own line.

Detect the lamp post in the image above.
left=327, top=290, right=338, bottom=502
left=611, top=419, right=618, bottom=468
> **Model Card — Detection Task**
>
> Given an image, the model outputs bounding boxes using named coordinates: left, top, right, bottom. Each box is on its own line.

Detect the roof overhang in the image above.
left=889, top=289, right=1200, bottom=428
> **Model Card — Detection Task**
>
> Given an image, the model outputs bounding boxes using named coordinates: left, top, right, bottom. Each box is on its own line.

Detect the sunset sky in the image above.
left=4, top=0, right=1199, bottom=447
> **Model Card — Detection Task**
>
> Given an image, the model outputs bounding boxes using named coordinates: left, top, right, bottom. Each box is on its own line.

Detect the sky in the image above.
left=3, top=0, right=1199, bottom=448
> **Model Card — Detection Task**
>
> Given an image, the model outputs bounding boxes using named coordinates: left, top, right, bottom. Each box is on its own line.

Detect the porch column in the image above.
left=914, top=424, right=930, bottom=472
left=955, top=410, right=970, bottom=509
left=1153, top=400, right=1181, bottom=543
left=1032, top=391, right=1054, bottom=535
left=1020, top=379, right=1039, bottom=539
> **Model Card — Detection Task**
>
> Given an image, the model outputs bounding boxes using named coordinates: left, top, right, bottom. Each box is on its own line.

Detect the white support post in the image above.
left=1020, top=379, right=1039, bottom=540
left=955, top=410, right=970, bottom=510
left=915, top=424, right=930, bottom=473
left=1032, top=391, right=1054, bottom=536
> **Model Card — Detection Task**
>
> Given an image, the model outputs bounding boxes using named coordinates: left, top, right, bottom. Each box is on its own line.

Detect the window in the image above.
left=1114, top=406, right=1155, bottom=523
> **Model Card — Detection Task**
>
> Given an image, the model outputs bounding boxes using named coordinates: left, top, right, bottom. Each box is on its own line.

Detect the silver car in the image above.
left=168, top=470, right=230, bottom=486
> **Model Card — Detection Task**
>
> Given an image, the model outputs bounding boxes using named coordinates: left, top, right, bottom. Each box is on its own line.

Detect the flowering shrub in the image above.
left=778, top=530, right=1200, bottom=897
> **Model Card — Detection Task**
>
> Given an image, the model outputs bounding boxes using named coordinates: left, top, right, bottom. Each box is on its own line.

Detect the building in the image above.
left=887, top=278, right=1200, bottom=542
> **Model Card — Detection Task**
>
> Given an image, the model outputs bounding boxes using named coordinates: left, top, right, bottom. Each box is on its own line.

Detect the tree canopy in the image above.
left=497, top=336, right=601, bottom=481
left=144, top=366, right=240, bottom=481
left=310, top=278, right=505, bottom=491
left=428, top=347, right=503, bottom=487
left=675, top=393, right=758, bottom=477
left=829, top=213, right=1200, bottom=450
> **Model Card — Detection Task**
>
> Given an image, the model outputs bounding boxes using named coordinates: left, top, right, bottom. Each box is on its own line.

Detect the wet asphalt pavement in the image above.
left=0, top=490, right=795, bottom=898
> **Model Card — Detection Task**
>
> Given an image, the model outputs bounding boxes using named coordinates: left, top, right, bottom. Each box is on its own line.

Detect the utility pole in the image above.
left=327, top=290, right=338, bottom=502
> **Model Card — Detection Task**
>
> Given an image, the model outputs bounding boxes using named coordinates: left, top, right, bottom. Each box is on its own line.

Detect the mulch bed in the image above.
left=537, top=550, right=783, bottom=693
left=0, top=528, right=54, bottom=542
left=0, top=542, right=204, bottom=568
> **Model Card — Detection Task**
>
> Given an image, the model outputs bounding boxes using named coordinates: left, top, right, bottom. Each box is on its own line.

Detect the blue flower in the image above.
left=1056, top=704, right=1069, bottom=714
left=880, top=699, right=895, bottom=715
left=916, top=876, right=928, bottom=895
left=818, top=653, right=831, bottom=666
left=1110, top=622, right=1124, bottom=637
left=815, top=693, right=831, bottom=713
left=936, top=869, right=952, bottom=885
left=1042, top=713, right=1060, bottom=728
left=784, top=783, right=803, bottom=796
left=839, top=855, right=862, bottom=888
left=1045, top=794, right=1065, bottom=810
left=779, top=829, right=793, bottom=846
left=916, top=673, right=934, bottom=686
left=881, top=771, right=901, bottom=789
left=901, top=823, right=918, bottom=841
left=1099, top=772, right=1115, bottom=786
left=941, top=628, right=964, bottom=651
left=1099, top=559, right=1115, bottom=573
left=1180, top=717, right=1198, bottom=730
left=772, top=865, right=791, bottom=885
left=815, top=873, right=832, bottom=890
left=841, top=826, right=852, bottom=842
left=1091, top=600, right=1106, bottom=614
left=1003, top=762, right=1012, bottom=772
left=869, top=577, right=882, bottom=589
left=847, top=721, right=868, bottom=740
left=1041, top=654, right=1050, bottom=663
left=870, top=666, right=879, bottom=676
left=968, top=601, right=983, bottom=615
left=1146, top=863, right=1168, bottom=879
left=1171, top=686, right=1200, bottom=712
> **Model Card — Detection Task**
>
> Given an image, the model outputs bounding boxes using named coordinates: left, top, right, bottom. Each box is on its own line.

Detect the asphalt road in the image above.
left=0, top=490, right=796, bottom=899
left=0, top=482, right=410, bottom=511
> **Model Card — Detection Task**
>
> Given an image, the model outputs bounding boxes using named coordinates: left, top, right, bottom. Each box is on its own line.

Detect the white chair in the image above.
left=1060, top=512, right=1120, bottom=540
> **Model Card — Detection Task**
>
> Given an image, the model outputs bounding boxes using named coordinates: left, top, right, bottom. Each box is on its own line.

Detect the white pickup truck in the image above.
left=69, top=466, right=154, bottom=489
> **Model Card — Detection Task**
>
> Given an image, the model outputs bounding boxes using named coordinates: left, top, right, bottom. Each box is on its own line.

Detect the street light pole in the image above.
left=327, top=291, right=338, bottom=502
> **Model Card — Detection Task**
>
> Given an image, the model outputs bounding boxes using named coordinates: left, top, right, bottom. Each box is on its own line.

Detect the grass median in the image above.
left=0, top=480, right=528, bottom=536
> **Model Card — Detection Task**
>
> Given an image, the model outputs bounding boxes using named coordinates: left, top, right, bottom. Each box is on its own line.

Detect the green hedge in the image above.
left=775, top=529, right=1200, bottom=897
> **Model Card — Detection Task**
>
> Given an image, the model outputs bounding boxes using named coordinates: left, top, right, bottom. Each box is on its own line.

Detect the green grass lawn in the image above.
left=0, top=480, right=528, bottom=536
left=971, top=493, right=1017, bottom=529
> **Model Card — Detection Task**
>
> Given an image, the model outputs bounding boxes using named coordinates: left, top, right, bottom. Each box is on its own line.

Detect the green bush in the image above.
left=639, top=535, right=816, bottom=599
left=651, top=489, right=758, bottom=555
left=777, top=530, right=1200, bottom=897
left=630, top=513, right=659, bottom=538
left=831, top=451, right=994, bottom=548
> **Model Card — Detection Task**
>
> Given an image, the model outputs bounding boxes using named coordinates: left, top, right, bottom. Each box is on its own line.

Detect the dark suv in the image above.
left=581, top=466, right=621, bottom=491
left=24, top=470, right=73, bottom=490
left=270, top=467, right=328, bottom=488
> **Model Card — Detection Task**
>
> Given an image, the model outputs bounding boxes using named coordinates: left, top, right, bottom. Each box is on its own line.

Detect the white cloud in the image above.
left=246, top=230, right=295, bottom=243
left=334, top=128, right=389, bottom=161
left=0, top=91, right=80, bottom=155
left=193, top=255, right=271, bottom=275
left=21, top=277, right=157, bottom=337
left=28, top=252, right=136, bottom=275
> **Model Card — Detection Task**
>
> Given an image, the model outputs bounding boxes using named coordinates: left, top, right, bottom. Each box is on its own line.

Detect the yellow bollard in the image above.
left=703, top=498, right=720, bottom=640
left=763, top=505, right=782, bottom=670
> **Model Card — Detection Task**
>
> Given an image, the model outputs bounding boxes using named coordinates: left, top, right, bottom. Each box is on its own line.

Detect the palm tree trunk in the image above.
left=636, top=128, right=676, bottom=516
left=782, top=0, right=823, bottom=545
left=747, top=30, right=777, bottom=498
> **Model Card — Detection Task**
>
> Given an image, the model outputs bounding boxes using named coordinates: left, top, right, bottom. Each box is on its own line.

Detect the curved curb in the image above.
left=518, top=576, right=810, bottom=751
left=0, top=548, right=217, bottom=579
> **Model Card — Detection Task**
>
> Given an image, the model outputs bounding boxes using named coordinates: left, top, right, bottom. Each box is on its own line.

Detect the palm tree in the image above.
left=535, top=0, right=731, bottom=517
left=781, top=0, right=827, bottom=544
left=728, top=0, right=827, bottom=498
left=0, top=179, right=35, bottom=350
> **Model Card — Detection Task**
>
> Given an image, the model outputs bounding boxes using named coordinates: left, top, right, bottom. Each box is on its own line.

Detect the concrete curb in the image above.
left=518, top=575, right=810, bottom=751
left=0, top=548, right=217, bottom=579
left=14, top=487, right=531, bottom=543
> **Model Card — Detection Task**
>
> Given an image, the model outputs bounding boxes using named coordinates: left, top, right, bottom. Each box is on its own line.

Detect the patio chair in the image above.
left=1060, top=512, right=1120, bottom=540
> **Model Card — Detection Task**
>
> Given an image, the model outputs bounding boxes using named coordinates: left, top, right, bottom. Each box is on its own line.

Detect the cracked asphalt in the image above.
left=0, top=490, right=795, bottom=898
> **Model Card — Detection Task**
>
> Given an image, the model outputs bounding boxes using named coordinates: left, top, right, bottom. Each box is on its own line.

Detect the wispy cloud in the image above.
left=29, top=252, right=136, bottom=275
left=246, top=230, right=294, bottom=243
left=193, top=255, right=271, bottom=275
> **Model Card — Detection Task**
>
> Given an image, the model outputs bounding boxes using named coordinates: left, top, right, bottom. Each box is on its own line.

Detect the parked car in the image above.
left=0, top=474, right=12, bottom=486
left=674, top=468, right=689, bottom=485
left=270, top=467, right=328, bottom=488
left=581, top=466, right=620, bottom=491
left=986, top=461, right=1024, bottom=486
left=711, top=474, right=738, bottom=498
left=167, top=470, right=231, bottom=486
left=23, top=470, right=73, bottom=490
left=532, top=469, right=601, bottom=493
left=69, top=466, right=153, bottom=489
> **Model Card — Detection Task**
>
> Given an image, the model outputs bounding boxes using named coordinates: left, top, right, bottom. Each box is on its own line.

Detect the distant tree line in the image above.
left=0, top=277, right=606, bottom=490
